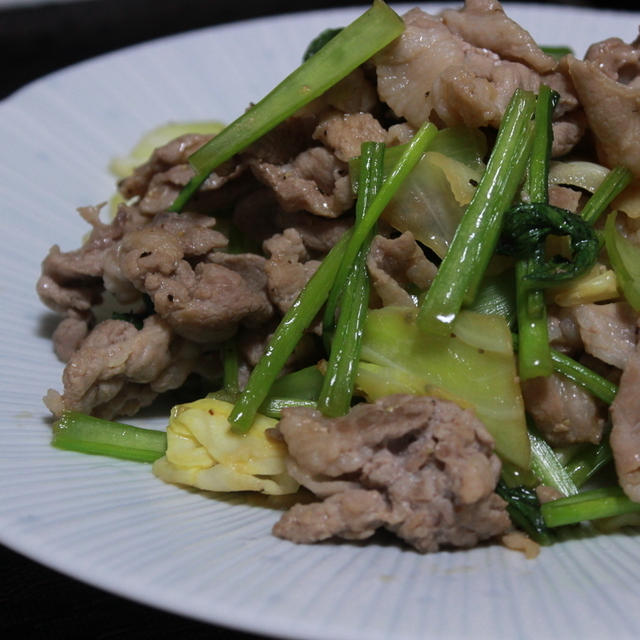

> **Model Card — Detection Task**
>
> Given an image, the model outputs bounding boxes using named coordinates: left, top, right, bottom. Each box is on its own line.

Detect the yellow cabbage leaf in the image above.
left=152, top=398, right=298, bottom=495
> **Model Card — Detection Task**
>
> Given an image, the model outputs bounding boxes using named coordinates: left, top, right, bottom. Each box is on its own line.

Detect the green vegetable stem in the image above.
left=52, top=412, right=167, bottom=463
left=528, top=422, right=579, bottom=497
left=417, top=89, right=536, bottom=335
left=515, top=85, right=556, bottom=380
left=169, top=0, right=404, bottom=212
left=323, top=121, right=437, bottom=336
left=228, top=230, right=352, bottom=433
left=318, top=141, right=385, bottom=417
left=542, top=487, right=640, bottom=528
left=580, top=166, right=632, bottom=226
left=511, top=332, right=618, bottom=404
left=496, top=481, right=553, bottom=545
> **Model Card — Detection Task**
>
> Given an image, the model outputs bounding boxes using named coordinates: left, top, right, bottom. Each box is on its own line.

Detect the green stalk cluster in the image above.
left=417, top=89, right=536, bottom=335
left=516, top=85, right=556, bottom=380
left=318, top=142, right=385, bottom=417
left=227, top=230, right=352, bottom=433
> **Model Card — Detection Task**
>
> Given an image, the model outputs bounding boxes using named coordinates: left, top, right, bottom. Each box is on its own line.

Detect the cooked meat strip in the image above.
left=37, top=204, right=145, bottom=315
left=152, top=211, right=228, bottom=257
left=366, top=232, right=437, bottom=307
left=43, top=315, right=210, bottom=419
left=118, top=133, right=212, bottom=200
left=375, top=6, right=581, bottom=156
left=312, top=111, right=387, bottom=162
left=263, top=228, right=320, bottom=315
left=566, top=34, right=640, bottom=176
left=522, top=373, right=606, bottom=446
left=375, top=9, right=470, bottom=129
left=572, top=302, right=638, bottom=370
left=116, top=227, right=273, bottom=343
left=441, top=0, right=556, bottom=73
left=585, top=35, right=640, bottom=88
left=103, top=211, right=229, bottom=305
left=311, top=66, right=380, bottom=115
left=249, top=146, right=354, bottom=219
left=145, top=259, right=273, bottom=344
left=548, top=185, right=582, bottom=213
left=275, top=210, right=352, bottom=255
left=51, top=310, right=91, bottom=362
left=546, top=305, right=583, bottom=356
left=243, top=112, right=318, bottom=167
left=611, top=338, right=640, bottom=501
left=118, top=133, right=247, bottom=215
left=273, top=395, right=509, bottom=553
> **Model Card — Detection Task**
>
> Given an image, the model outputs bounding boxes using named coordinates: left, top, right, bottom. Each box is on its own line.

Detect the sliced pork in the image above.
left=522, top=374, right=606, bottom=446
left=566, top=33, right=640, bottom=176
left=611, top=340, right=640, bottom=501
left=273, top=395, right=510, bottom=553
left=43, top=315, right=211, bottom=419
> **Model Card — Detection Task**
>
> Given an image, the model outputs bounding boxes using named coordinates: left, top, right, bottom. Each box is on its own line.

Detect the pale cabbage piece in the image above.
left=109, top=121, right=225, bottom=179
left=548, top=160, right=609, bottom=193
left=357, top=307, right=530, bottom=470
left=551, top=263, right=620, bottom=307
left=381, top=151, right=481, bottom=258
left=548, top=162, right=640, bottom=218
left=152, top=398, right=299, bottom=495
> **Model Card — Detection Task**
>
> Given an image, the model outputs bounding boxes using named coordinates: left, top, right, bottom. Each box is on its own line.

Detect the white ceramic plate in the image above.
left=2, top=3, right=640, bottom=639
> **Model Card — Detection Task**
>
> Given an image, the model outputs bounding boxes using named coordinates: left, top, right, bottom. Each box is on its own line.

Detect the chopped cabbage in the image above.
left=604, top=212, right=640, bottom=310
left=109, top=121, right=225, bottom=179
left=357, top=307, right=530, bottom=469
left=548, top=160, right=608, bottom=193
left=550, top=263, right=620, bottom=306
left=152, top=398, right=299, bottom=495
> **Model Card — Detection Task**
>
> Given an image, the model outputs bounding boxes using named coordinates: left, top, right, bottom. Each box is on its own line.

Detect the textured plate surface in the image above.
left=1, top=4, right=640, bottom=639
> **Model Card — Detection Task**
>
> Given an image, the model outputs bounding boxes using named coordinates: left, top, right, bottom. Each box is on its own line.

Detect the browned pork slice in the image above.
left=585, top=35, right=640, bottom=88
left=566, top=34, right=640, bottom=176
left=374, top=6, right=582, bottom=156
left=546, top=305, right=583, bottom=356
left=249, top=146, right=354, bottom=219
left=522, top=374, right=606, bottom=446
left=51, top=310, right=91, bottom=362
left=312, top=111, right=387, bottom=162
left=548, top=185, right=582, bottom=213
left=366, top=232, right=437, bottom=307
left=263, top=228, right=320, bottom=315
left=103, top=210, right=231, bottom=304
left=43, top=315, right=213, bottom=419
left=273, top=395, right=510, bottom=553
left=572, top=303, right=638, bottom=370
left=275, top=210, right=352, bottom=255
left=440, top=0, right=556, bottom=73
left=374, top=9, right=469, bottom=128
left=37, top=204, right=147, bottom=315
left=115, top=227, right=273, bottom=343
left=244, top=108, right=355, bottom=219
left=610, top=340, right=640, bottom=501
left=118, top=133, right=247, bottom=215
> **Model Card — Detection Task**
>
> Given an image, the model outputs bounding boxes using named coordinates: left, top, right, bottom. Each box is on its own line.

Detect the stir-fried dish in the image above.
left=39, top=0, right=640, bottom=555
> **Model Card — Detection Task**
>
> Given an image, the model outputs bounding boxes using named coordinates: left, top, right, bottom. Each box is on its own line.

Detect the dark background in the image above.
left=2, top=0, right=638, bottom=100
left=1, top=0, right=637, bottom=637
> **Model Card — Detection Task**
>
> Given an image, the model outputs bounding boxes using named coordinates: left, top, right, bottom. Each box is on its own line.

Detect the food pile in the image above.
left=40, top=0, right=640, bottom=554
